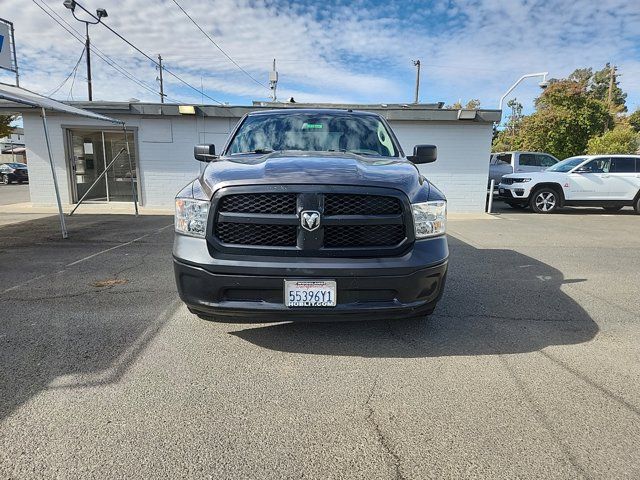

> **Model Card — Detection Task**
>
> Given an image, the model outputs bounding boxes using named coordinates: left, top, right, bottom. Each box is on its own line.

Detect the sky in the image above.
left=1, top=0, right=640, bottom=115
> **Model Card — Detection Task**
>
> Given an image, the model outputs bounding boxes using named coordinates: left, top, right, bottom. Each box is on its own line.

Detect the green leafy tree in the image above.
left=586, top=126, right=639, bottom=154
left=492, top=99, right=524, bottom=152
left=517, top=80, right=611, bottom=159
left=568, top=68, right=592, bottom=88
left=629, top=109, right=640, bottom=133
left=0, top=115, right=14, bottom=138
left=446, top=99, right=481, bottom=109
left=591, top=63, right=626, bottom=112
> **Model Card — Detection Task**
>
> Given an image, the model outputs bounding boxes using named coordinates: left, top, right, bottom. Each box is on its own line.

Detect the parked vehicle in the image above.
left=0, top=162, right=29, bottom=184
left=489, top=151, right=558, bottom=188
left=173, top=109, right=448, bottom=322
left=498, top=155, right=640, bottom=213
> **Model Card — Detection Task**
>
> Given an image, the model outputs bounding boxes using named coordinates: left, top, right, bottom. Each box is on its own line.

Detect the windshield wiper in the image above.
left=250, top=149, right=273, bottom=154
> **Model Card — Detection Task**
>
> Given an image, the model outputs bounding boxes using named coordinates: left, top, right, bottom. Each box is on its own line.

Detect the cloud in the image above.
left=1, top=0, right=638, bottom=111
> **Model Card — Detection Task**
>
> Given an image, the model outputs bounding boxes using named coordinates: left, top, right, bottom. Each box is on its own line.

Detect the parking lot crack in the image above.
left=489, top=342, right=592, bottom=479
left=363, top=376, right=406, bottom=480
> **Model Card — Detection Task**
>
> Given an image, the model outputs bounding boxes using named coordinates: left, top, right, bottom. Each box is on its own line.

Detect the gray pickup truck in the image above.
left=173, top=109, right=449, bottom=322
left=488, top=151, right=559, bottom=188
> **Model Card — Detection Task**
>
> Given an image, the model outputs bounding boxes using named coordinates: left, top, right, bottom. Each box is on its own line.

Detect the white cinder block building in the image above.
left=1, top=102, right=500, bottom=212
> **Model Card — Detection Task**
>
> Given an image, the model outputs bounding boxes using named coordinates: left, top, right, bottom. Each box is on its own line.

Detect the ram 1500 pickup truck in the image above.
left=173, top=109, right=448, bottom=321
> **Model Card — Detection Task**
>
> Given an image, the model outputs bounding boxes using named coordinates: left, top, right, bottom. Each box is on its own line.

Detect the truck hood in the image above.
left=198, top=151, right=430, bottom=200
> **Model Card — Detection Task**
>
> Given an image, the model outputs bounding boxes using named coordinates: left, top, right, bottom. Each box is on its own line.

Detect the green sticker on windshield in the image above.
left=302, top=122, right=323, bottom=129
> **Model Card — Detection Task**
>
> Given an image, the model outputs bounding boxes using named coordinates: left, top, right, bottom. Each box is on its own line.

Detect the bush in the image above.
left=586, top=126, right=639, bottom=154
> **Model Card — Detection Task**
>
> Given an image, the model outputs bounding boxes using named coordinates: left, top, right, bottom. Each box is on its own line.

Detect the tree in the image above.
left=629, top=109, right=640, bottom=133
left=586, top=126, right=639, bottom=154
left=0, top=115, right=14, bottom=138
left=517, top=80, right=611, bottom=159
left=566, top=64, right=627, bottom=112
left=492, top=99, right=524, bottom=152
left=446, top=99, right=481, bottom=109
left=591, top=63, right=626, bottom=112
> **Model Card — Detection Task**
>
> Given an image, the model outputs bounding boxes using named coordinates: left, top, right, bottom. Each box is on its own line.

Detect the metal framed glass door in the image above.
left=67, top=128, right=138, bottom=203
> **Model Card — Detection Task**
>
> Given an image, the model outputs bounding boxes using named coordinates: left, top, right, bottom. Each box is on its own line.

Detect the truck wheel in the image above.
left=2, top=174, right=10, bottom=185
left=634, top=195, right=640, bottom=215
left=530, top=187, right=560, bottom=214
left=602, top=206, right=622, bottom=212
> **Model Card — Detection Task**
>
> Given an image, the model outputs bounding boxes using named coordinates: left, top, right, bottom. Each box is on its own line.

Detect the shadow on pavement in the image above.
left=231, top=236, right=599, bottom=357
left=492, top=199, right=637, bottom=215
left=0, top=214, right=176, bottom=421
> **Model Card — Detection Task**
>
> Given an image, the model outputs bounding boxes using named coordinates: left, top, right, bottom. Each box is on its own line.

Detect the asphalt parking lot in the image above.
left=1, top=206, right=639, bottom=479
left=0, top=184, right=30, bottom=205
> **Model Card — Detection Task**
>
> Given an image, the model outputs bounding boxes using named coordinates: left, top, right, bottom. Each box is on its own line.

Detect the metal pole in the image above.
left=499, top=72, right=548, bottom=112
left=101, top=131, right=109, bottom=201
left=158, top=54, right=165, bottom=104
left=85, top=22, right=92, bottom=101
left=487, top=179, right=495, bottom=213
left=10, top=21, right=19, bottom=87
left=122, top=126, right=139, bottom=216
left=69, top=148, right=125, bottom=216
left=413, top=60, right=421, bottom=104
left=41, top=107, right=68, bottom=238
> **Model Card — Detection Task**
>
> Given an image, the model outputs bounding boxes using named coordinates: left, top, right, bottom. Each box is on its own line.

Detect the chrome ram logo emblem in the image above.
left=300, top=210, right=321, bottom=231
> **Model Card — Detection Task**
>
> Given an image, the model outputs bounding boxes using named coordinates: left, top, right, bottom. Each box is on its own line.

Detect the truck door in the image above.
left=490, top=153, right=513, bottom=186
left=517, top=153, right=543, bottom=174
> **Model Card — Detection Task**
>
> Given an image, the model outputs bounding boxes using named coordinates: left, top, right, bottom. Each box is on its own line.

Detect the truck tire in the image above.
left=634, top=195, right=640, bottom=215
left=530, top=187, right=560, bottom=214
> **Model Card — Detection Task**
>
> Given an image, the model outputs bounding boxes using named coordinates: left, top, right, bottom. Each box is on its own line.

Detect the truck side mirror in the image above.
left=194, top=144, right=217, bottom=162
left=408, top=144, right=437, bottom=164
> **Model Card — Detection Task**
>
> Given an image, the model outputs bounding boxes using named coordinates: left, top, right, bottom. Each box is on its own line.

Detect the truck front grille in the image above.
left=219, top=193, right=296, bottom=214
left=212, top=188, right=411, bottom=257
left=216, top=223, right=297, bottom=246
left=324, top=224, right=405, bottom=248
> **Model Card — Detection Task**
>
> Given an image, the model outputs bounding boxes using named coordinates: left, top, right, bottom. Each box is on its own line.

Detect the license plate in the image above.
left=285, top=280, right=337, bottom=307
left=499, top=188, right=505, bottom=194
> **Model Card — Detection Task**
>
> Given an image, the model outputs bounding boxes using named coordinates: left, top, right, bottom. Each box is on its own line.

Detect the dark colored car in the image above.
left=0, top=162, right=29, bottom=184
left=173, top=109, right=448, bottom=322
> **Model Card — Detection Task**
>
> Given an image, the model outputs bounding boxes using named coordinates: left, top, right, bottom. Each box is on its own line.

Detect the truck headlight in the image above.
left=412, top=201, right=446, bottom=238
left=512, top=178, right=531, bottom=183
left=175, top=198, right=209, bottom=237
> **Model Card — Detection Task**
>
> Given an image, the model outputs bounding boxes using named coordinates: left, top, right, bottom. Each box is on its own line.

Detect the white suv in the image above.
left=498, top=155, right=640, bottom=214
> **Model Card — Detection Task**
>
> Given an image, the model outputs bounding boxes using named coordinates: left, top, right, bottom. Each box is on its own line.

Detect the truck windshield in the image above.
left=227, top=113, right=398, bottom=157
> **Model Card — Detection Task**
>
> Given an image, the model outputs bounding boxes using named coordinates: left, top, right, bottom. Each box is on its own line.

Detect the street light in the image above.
left=498, top=72, right=549, bottom=112
left=63, top=0, right=108, bottom=101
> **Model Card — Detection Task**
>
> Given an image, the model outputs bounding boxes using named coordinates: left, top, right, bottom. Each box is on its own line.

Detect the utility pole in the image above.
left=85, top=23, right=92, bottom=101
left=412, top=60, right=421, bottom=104
left=157, top=54, right=166, bottom=103
left=269, top=59, right=278, bottom=102
left=63, top=1, right=108, bottom=101
left=607, top=64, right=616, bottom=110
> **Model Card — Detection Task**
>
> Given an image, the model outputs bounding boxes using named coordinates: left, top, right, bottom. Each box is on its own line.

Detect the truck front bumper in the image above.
left=173, top=235, right=448, bottom=322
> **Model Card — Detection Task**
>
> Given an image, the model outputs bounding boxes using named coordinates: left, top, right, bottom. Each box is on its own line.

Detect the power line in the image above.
left=46, top=47, right=84, bottom=96
left=32, top=0, right=176, bottom=101
left=67, top=2, right=225, bottom=105
left=31, top=0, right=173, bottom=101
left=170, top=0, right=269, bottom=91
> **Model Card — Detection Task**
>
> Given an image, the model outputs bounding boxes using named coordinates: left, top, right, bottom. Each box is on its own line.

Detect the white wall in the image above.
left=22, top=112, right=491, bottom=212
left=22, top=112, right=239, bottom=207
left=390, top=121, right=492, bottom=212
